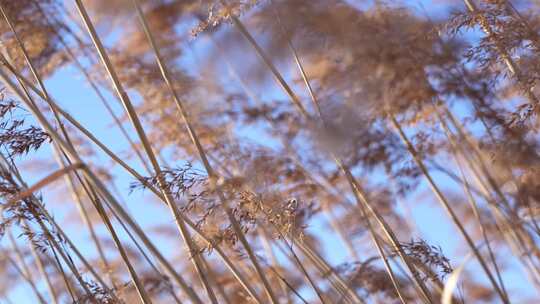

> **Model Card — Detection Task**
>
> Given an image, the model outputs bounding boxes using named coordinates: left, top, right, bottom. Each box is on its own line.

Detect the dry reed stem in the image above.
left=228, top=10, right=433, bottom=303
left=390, top=114, right=509, bottom=303
left=0, top=59, right=264, bottom=302
left=130, top=0, right=279, bottom=302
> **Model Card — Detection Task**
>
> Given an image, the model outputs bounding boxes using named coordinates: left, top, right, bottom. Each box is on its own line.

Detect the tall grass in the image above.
left=1, top=0, right=540, bottom=303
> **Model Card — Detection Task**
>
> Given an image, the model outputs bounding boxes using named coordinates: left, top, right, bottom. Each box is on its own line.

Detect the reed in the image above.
left=1, top=1, right=540, bottom=303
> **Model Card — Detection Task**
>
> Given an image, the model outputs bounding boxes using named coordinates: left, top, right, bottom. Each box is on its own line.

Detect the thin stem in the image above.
left=6, top=232, right=48, bottom=304
left=0, top=157, right=104, bottom=302
left=129, top=1, right=278, bottom=302
left=390, top=114, right=509, bottom=304
left=0, top=4, right=122, bottom=292
left=463, top=0, right=539, bottom=106
left=0, top=61, right=264, bottom=303
left=47, top=241, right=78, bottom=302
left=228, top=11, right=433, bottom=303
left=34, top=0, right=153, bottom=175
left=0, top=63, right=151, bottom=304
left=72, top=1, right=216, bottom=302
left=24, top=220, right=60, bottom=304
left=453, top=151, right=508, bottom=300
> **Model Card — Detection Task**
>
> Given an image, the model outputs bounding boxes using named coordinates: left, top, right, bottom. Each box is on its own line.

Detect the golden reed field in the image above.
left=1, top=0, right=540, bottom=303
